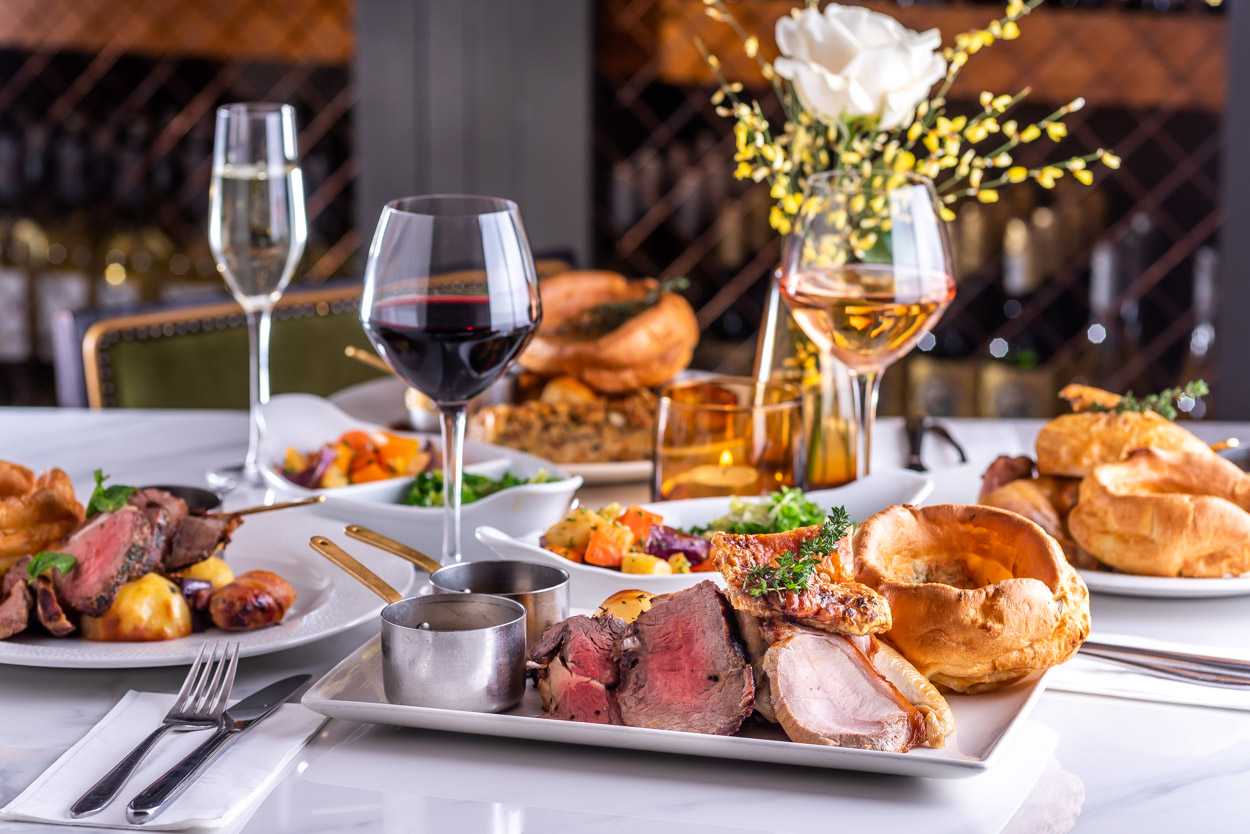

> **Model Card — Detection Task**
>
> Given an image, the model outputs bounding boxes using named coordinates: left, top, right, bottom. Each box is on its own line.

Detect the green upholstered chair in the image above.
left=78, top=257, right=574, bottom=409
left=82, top=284, right=383, bottom=409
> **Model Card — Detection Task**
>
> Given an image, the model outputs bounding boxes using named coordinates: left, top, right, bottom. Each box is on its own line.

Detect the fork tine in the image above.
left=192, top=644, right=227, bottom=716
left=206, top=643, right=240, bottom=718
left=171, top=644, right=208, bottom=714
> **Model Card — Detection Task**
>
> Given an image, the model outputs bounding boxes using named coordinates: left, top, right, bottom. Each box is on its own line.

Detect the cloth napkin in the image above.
left=1049, top=632, right=1250, bottom=712
left=0, top=690, right=326, bottom=831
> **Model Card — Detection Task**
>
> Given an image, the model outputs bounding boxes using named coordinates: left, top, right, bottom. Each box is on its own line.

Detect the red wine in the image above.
left=364, top=294, right=536, bottom=405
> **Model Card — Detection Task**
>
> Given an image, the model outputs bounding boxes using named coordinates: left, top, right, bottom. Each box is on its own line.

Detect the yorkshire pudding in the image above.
left=1068, top=448, right=1250, bottom=577
left=519, top=271, right=698, bottom=393
left=1035, top=410, right=1211, bottom=478
left=853, top=504, right=1090, bottom=693
left=1, top=462, right=85, bottom=573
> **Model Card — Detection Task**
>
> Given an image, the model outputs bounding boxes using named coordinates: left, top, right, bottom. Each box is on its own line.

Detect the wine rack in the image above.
left=0, top=0, right=358, bottom=405
left=594, top=0, right=1227, bottom=417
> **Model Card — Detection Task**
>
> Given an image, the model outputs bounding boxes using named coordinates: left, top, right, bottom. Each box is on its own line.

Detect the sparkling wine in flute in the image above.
left=208, top=162, right=308, bottom=309
left=782, top=264, right=955, bottom=374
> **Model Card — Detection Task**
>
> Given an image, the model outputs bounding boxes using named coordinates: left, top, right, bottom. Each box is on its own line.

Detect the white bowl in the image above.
left=261, top=394, right=582, bottom=561
left=476, top=470, right=933, bottom=609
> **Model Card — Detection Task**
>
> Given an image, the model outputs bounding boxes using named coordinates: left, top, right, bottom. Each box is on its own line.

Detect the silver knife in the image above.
left=125, top=674, right=310, bottom=825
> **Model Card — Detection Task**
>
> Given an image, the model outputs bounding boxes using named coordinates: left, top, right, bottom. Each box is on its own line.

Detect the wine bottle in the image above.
left=1179, top=247, right=1217, bottom=417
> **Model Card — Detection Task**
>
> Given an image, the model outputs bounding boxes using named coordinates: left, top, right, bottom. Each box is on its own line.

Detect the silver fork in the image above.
left=69, top=642, right=240, bottom=819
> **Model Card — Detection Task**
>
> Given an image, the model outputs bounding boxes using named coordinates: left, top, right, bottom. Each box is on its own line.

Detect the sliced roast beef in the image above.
left=616, top=581, right=754, bottom=735
left=128, top=488, right=189, bottom=566
left=764, top=628, right=927, bottom=752
left=0, top=561, right=32, bottom=640
left=165, top=514, right=241, bottom=571
left=55, top=506, right=155, bottom=616
left=530, top=615, right=626, bottom=724
left=34, top=576, right=75, bottom=637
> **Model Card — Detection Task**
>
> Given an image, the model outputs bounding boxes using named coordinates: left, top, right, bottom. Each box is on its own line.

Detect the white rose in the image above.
left=773, top=4, right=946, bottom=130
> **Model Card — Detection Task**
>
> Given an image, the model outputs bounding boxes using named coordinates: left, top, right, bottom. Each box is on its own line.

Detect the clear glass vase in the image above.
left=754, top=274, right=858, bottom=488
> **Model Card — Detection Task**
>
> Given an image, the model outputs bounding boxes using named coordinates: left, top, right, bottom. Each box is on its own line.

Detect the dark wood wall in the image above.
left=354, top=0, right=593, bottom=265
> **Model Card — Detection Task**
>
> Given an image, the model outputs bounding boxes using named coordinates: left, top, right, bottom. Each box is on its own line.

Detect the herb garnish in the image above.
left=1086, top=379, right=1209, bottom=421
left=402, top=470, right=553, bottom=507
left=26, top=551, right=76, bottom=583
left=555, top=277, right=689, bottom=339
left=690, top=486, right=826, bottom=536
left=744, top=507, right=852, bottom=598
left=86, top=469, right=137, bottom=517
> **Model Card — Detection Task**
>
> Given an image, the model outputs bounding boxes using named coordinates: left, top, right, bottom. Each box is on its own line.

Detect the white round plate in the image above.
left=0, top=508, right=415, bottom=669
left=1078, top=569, right=1250, bottom=599
left=330, top=377, right=652, bottom=485
left=478, top=469, right=933, bottom=609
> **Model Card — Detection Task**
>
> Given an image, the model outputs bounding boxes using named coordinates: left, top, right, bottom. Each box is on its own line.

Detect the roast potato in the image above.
left=595, top=589, right=654, bottom=623
left=170, top=556, right=235, bottom=590
left=81, top=573, right=193, bottom=642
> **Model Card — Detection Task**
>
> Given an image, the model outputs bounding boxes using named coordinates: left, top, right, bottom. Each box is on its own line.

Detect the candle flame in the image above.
left=718, top=449, right=734, bottom=467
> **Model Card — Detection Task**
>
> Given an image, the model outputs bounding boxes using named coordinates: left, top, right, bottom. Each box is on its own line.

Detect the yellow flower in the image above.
left=769, top=206, right=792, bottom=236
left=734, top=161, right=753, bottom=179
left=744, top=35, right=759, bottom=58
left=964, top=124, right=989, bottom=144
left=980, top=91, right=994, bottom=109
left=923, top=133, right=940, bottom=154
left=893, top=150, right=917, bottom=173
left=939, top=206, right=956, bottom=222
left=1045, top=122, right=1068, bottom=142
left=1002, top=120, right=1018, bottom=137
left=1100, top=150, right=1122, bottom=169
left=1002, top=21, right=1020, bottom=40
left=976, top=190, right=1000, bottom=204
left=1006, top=166, right=1029, bottom=183
left=1074, top=169, right=1094, bottom=186
left=1020, top=124, right=1042, bottom=143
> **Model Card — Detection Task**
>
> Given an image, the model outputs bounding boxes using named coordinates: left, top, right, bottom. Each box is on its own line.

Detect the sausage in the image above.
left=209, top=570, right=295, bottom=632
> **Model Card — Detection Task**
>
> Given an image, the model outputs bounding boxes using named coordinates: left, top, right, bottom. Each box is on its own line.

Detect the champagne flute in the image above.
left=360, top=196, right=540, bottom=563
left=206, top=103, right=308, bottom=490
left=780, top=171, right=954, bottom=478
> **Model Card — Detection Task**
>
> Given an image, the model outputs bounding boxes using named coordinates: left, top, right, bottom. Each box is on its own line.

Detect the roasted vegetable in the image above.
left=618, top=506, right=662, bottom=542
left=585, top=525, right=633, bottom=568
left=81, top=573, right=192, bottom=642
left=178, top=578, right=215, bottom=631
left=643, top=525, right=710, bottom=564
left=283, top=430, right=429, bottom=488
left=170, top=556, right=235, bottom=590
left=595, top=589, right=654, bottom=623
left=541, top=508, right=611, bottom=553
left=621, top=552, right=673, bottom=575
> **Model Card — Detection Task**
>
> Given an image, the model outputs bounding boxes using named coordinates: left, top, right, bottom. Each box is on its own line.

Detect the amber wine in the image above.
left=783, top=264, right=955, bottom=373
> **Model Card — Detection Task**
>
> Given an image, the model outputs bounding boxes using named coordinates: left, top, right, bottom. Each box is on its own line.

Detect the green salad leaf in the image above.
left=26, top=551, right=77, bottom=583
left=689, top=487, right=826, bottom=536
left=86, top=469, right=136, bottom=518
left=402, top=470, right=554, bottom=507
left=744, top=507, right=852, bottom=598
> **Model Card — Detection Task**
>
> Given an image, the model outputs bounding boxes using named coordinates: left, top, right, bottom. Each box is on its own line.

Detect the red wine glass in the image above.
left=361, top=195, right=540, bottom=562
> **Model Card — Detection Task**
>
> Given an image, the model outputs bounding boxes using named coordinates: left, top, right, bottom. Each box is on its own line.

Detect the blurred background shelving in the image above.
left=0, top=0, right=1231, bottom=418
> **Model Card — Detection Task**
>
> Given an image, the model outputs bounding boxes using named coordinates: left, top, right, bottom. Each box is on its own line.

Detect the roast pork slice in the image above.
left=0, top=560, right=32, bottom=640
left=55, top=507, right=155, bottom=616
left=166, top=514, right=240, bottom=571
left=616, top=581, right=754, bottom=735
left=764, top=629, right=929, bottom=752
left=713, top=527, right=892, bottom=636
left=733, top=610, right=776, bottom=723
left=128, top=488, right=189, bottom=565
left=530, top=614, right=627, bottom=724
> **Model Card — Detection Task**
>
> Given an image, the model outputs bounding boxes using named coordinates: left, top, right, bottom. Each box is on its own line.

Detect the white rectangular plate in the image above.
left=303, top=635, right=1049, bottom=779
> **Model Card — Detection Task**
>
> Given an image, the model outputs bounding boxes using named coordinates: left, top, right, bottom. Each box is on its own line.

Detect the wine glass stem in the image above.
left=851, top=370, right=881, bottom=479
left=243, top=307, right=272, bottom=483
left=439, top=405, right=467, bottom=564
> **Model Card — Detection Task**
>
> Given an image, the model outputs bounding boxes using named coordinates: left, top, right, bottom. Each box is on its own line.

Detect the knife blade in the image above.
left=125, top=674, right=310, bottom=825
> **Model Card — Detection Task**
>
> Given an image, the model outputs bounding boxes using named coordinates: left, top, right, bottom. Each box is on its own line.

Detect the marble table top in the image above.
left=2, top=407, right=1249, bottom=834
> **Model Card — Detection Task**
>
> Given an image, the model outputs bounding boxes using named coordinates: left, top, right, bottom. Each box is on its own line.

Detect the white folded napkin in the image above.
left=1049, top=632, right=1250, bottom=711
left=0, top=690, right=326, bottom=831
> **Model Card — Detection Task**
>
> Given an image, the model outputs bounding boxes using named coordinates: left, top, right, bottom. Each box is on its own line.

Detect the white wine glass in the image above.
left=206, top=103, right=308, bottom=489
left=780, top=170, right=954, bottom=478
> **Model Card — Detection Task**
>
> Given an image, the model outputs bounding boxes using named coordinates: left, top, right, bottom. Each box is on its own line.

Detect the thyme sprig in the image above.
left=554, top=277, right=690, bottom=339
left=1087, top=380, right=1209, bottom=421
left=745, top=507, right=851, bottom=597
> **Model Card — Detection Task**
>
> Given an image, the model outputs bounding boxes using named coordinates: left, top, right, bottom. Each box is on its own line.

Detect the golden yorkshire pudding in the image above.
left=518, top=271, right=698, bottom=393
left=852, top=504, right=1090, bottom=693
left=1035, top=410, right=1211, bottom=478
left=1, top=462, right=85, bottom=573
left=1068, top=448, right=1250, bottom=577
